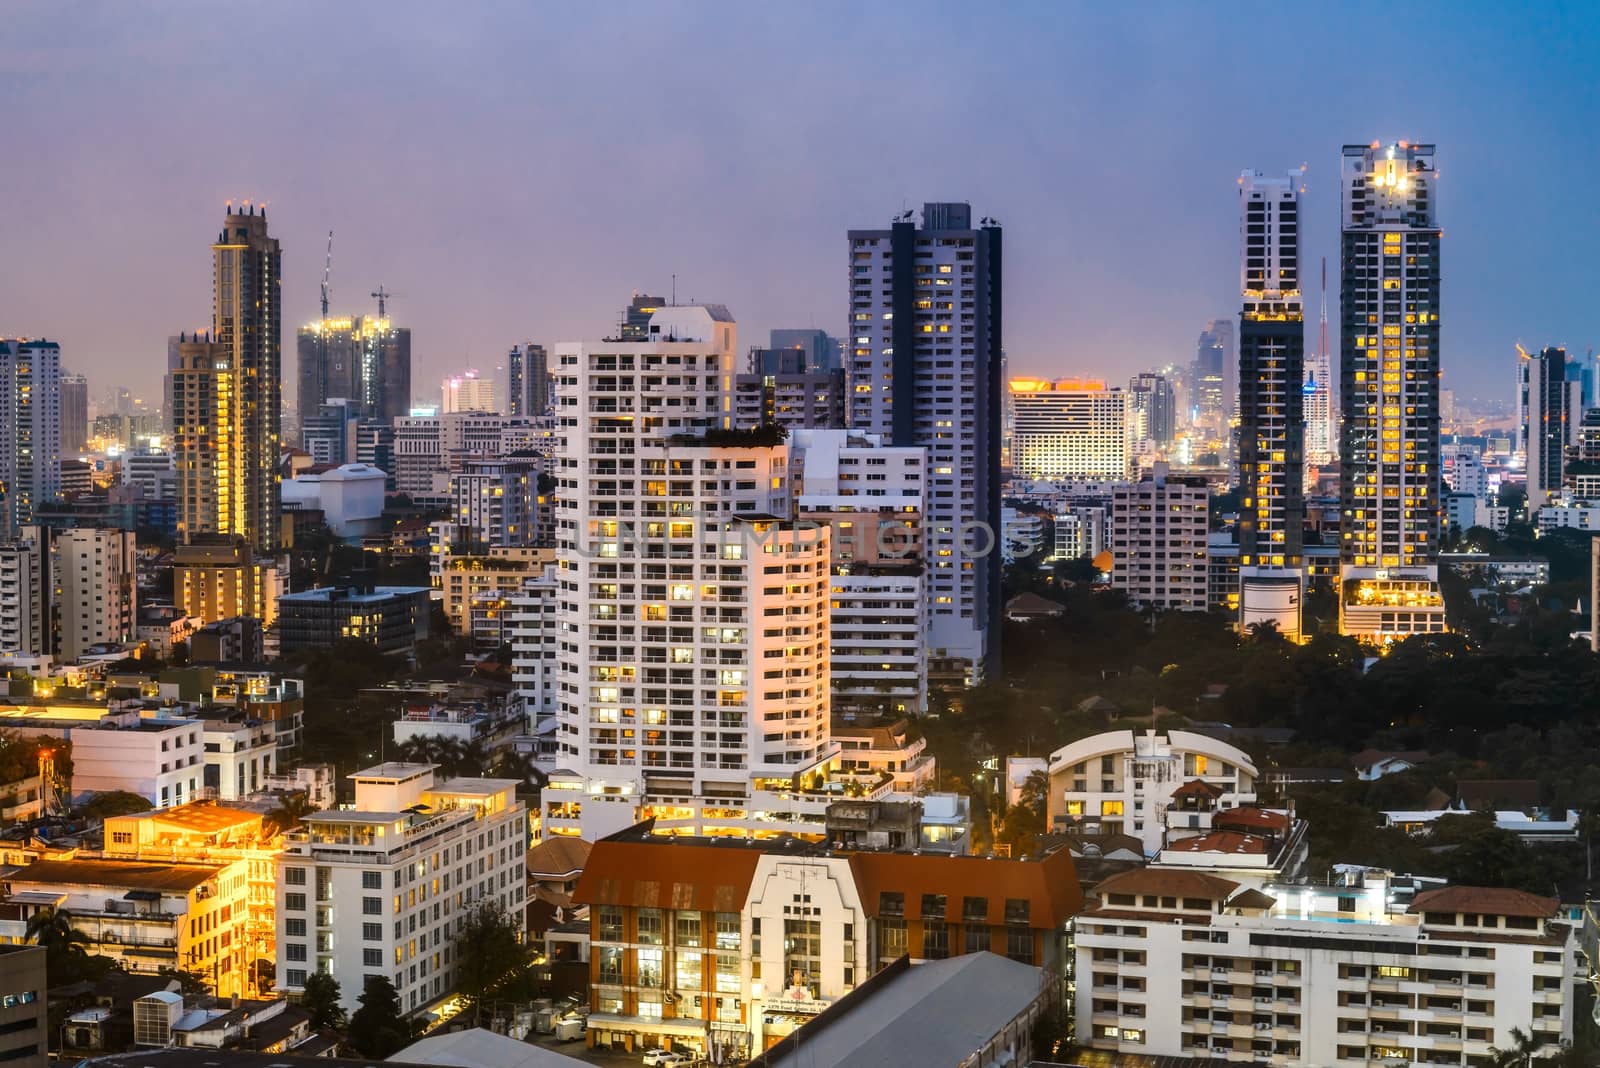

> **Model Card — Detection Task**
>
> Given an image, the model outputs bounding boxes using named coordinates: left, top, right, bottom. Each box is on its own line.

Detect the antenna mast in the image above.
left=1319, top=257, right=1329, bottom=359
left=320, top=231, right=333, bottom=317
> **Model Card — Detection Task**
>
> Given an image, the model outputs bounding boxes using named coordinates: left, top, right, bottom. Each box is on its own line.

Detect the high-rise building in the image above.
left=296, top=314, right=410, bottom=424
left=734, top=346, right=845, bottom=431
left=52, top=527, right=137, bottom=662
left=1110, top=463, right=1209, bottom=611
left=0, top=528, right=49, bottom=656
left=60, top=372, right=89, bottom=456
left=1127, top=372, right=1176, bottom=447
left=1193, top=320, right=1233, bottom=430
left=791, top=428, right=927, bottom=718
left=299, top=398, right=361, bottom=466
left=1008, top=378, right=1132, bottom=481
left=170, top=207, right=282, bottom=556
left=1517, top=345, right=1581, bottom=509
left=1304, top=258, right=1337, bottom=466
left=447, top=456, right=546, bottom=548
left=1236, top=169, right=1307, bottom=640
left=507, top=342, right=550, bottom=416
left=1338, top=142, right=1447, bottom=640
left=441, top=369, right=497, bottom=414
left=617, top=293, right=664, bottom=341
left=541, top=305, right=835, bottom=841
left=0, top=339, right=62, bottom=536
left=769, top=327, right=842, bottom=371
left=847, top=203, right=1002, bottom=682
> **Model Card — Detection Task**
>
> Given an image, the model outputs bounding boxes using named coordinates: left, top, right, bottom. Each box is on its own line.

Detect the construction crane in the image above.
left=319, top=230, right=334, bottom=317
left=372, top=285, right=391, bottom=318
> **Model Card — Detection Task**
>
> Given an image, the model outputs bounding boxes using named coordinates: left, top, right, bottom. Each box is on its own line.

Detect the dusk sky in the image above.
left=5, top=2, right=1597, bottom=409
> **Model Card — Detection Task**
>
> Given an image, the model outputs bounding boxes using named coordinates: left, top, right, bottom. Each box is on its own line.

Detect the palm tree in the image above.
left=1019, top=769, right=1051, bottom=820
left=1486, top=1027, right=1542, bottom=1068
left=267, top=790, right=318, bottom=833
left=27, top=906, right=90, bottom=960
left=490, top=747, right=546, bottom=793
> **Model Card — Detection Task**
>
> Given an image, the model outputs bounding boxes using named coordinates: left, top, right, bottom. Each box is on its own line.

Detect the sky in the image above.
left=4, top=1, right=1598, bottom=411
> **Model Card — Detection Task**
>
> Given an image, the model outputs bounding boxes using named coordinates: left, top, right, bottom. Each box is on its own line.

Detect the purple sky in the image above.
left=4, top=2, right=1597, bottom=410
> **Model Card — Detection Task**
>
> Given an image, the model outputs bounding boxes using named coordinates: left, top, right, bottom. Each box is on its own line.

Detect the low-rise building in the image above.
left=274, top=762, right=526, bottom=1015
left=276, top=585, right=430, bottom=658
left=0, top=944, right=46, bottom=1068
left=0, top=703, right=204, bottom=808
left=830, top=719, right=934, bottom=793
left=1075, top=868, right=1574, bottom=1064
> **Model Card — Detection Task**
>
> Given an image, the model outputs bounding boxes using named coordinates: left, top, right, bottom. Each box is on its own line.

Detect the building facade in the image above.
left=52, top=527, right=137, bottom=662
left=0, top=945, right=46, bottom=1068
left=276, top=585, right=430, bottom=657
left=296, top=314, right=411, bottom=425
left=274, top=763, right=526, bottom=1015
left=0, top=339, right=62, bottom=536
left=507, top=342, right=550, bottom=417
left=847, top=203, right=1003, bottom=681
left=1009, top=378, right=1133, bottom=483
left=1109, top=463, right=1209, bottom=611
left=1517, top=345, right=1580, bottom=509
left=1338, top=142, right=1446, bottom=640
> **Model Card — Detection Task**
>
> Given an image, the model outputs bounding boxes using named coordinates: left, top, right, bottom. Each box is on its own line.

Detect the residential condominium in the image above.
left=1008, top=378, right=1133, bottom=482
left=507, top=342, right=550, bottom=417
left=274, top=762, right=526, bottom=1015
left=1338, top=142, right=1447, bottom=641
left=790, top=428, right=927, bottom=718
left=572, top=823, right=1081, bottom=1061
left=1109, top=463, right=1209, bottom=611
left=1517, top=345, right=1580, bottom=509
left=0, top=339, right=62, bottom=536
left=52, top=527, right=138, bottom=663
left=847, top=203, right=1003, bottom=683
left=1075, top=869, right=1573, bottom=1064
left=733, top=346, right=845, bottom=431
left=541, top=304, right=837, bottom=843
left=1236, top=169, right=1307, bottom=641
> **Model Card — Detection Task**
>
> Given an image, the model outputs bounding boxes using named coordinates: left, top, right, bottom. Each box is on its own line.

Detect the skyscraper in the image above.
left=1236, top=169, right=1306, bottom=639
left=1194, top=320, right=1233, bottom=430
left=441, top=370, right=496, bottom=414
left=1303, top=259, right=1336, bottom=467
left=1518, top=345, right=1581, bottom=509
left=1128, top=372, right=1176, bottom=447
left=1338, top=142, right=1447, bottom=641
left=296, top=314, right=411, bottom=424
left=506, top=342, right=549, bottom=416
left=847, top=202, right=1002, bottom=682
left=60, top=372, right=89, bottom=455
left=1008, top=378, right=1133, bottom=480
left=0, top=339, right=62, bottom=536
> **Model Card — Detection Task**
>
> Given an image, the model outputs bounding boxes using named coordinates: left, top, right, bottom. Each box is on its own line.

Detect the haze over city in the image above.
left=6, top=1, right=1598, bottom=404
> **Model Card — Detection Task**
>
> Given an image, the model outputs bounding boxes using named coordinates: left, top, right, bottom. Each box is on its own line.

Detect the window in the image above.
left=362, top=923, right=382, bottom=941
left=962, top=897, right=988, bottom=924
left=286, top=969, right=307, bottom=987
left=286, top=919, right=306, bottom=937
left=922, top=921, right=949, bottom=960
left=879, top=891, right=905, bottom=917
left=879, top=918, right=907, bottom=960
left=715, top=912, right=740, bottom=949
left=362, top=871, right=383, bottom=889
left=286, top=893, right=306, bottom=912
left=676, top=913, right=702, bottom=947
left=285, top=867, right=307, bottom=886
left=286, top=943, right=307, bottom=962
left=920, top=893, right=947, bottom=920
left=785, top=919, right=822, bottom=986
left=965, top=927, right=990, bottom=954
left=675, top=949, right=703, bottom=989
left=1007, top=929, right=1034, bottom=964
left=715, top=953, right=740, bottom=993
left=637, top=947, right=663, bottom=988
left=1005, top=899, right=1031, bottom=926
left=599, top=906, right=623, bottom=942
left=363, top=897, right=382, bottom=915
left=637, top=909, right=663, bottom=945
left=363, top=949, right=383, bottom=967
left=1101, top=800, right=1124, bottom=817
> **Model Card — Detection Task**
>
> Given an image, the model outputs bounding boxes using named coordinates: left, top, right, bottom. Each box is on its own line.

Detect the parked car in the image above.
left=642, top=1051, right=691, bottom=1067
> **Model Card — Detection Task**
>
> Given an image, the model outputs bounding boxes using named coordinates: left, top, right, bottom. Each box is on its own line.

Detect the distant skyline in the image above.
left=4, top=2, right=1597, bottom=408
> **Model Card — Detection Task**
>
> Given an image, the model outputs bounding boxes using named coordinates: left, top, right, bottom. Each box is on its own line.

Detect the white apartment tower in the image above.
left=1110, top=463, right=1209, bottom=611
left=790, top=428, right=927, bottom=718
left=275, top=762, right=526, bottom=1016
left=1338, top=142, right=1447, bottom=641
left=847, top=203, right=1002, bottom=682
left=548, top=306, right=833, bottom=841
left=1008, top=379, right=1133, bottom=481
left=0, top=529, right=49, bottom=655
left=0, top=340, right=63, bottom=536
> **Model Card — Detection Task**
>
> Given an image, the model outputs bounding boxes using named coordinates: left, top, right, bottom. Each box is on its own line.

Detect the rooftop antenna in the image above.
left=671, top=274, right=677, bottom=307
left=371, top=285, right=390, bottom=318
left=320, top=231, right=334, bottom=318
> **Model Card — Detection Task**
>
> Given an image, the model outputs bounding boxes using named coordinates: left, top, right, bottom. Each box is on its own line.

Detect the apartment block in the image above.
left=276, top=585, right=430, bottom=657
left=1009, top=378, right=1133, bottom=483
left=52, top=527, right=138, bottom=662
left=0, top=339, right=62, bottom=536
left=274, top=762, right=526, bottom=1015
left=1109, top=462, right=1209, bottom=611
left=0, top=945, right=46, bottom=1068
left=0, top=530, right=49, bottom=655
left=1075, top=870, right=1572, bottom=1064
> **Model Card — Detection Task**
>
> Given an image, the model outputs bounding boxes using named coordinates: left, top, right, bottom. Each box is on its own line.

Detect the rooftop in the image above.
left=1409, top=885, right=1559, bottom=919
left=527, top=836, right=592, bottom=879
left=10, top=858, right=222, bottom=893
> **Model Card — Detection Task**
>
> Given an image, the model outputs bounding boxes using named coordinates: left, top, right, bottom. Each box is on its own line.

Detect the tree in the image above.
left=268, top=790, right=319, bottom=832
left=347, top=976, right=409, bottom=1058
left=454, top=901, right=533, bottom=1026
left=300, top=972, right=346, bottom=1031
left=1018, top=769, right=1050, bottom=821
left=28, top=906, right=90, bottom=962
left=75, top=790, right=153, bottom=820
left=158, top=967, right=210, bottom=999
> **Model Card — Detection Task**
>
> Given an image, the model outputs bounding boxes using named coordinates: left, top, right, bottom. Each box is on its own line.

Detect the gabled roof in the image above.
left=572, top=839, right=762, bottom=913
left=1172, top=779, right=1226, bottom=800
left=849, top=849, right=1082, bottom=927
left=1352, top=748, right=1428, bottom=771
left=1456, top=779, right=1541, bottom=810
left=1092, top=868, right=1240, bottom=901
left=1227, top=888, right=1278, bottom=911
left=1409, top=886, right=1558, bottom=919
left=1004, top=592, right=1065, bottom=617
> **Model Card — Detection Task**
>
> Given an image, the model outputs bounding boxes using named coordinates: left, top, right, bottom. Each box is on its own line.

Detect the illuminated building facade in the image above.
left=0, top=339, right=62, bottom=537
left=847, top=203, right=1002, bottom=682
left=296, top=314, right=411, bottom=424
left=1338, top=142, right=1446, bottom=640
left=441, top=369, right=496, bottom=414
left=1008, top=378, right=1132, bottom=481
left=1236, top=170, right=1306, bottom=640
left=1517, top=345, right=1580, bottom=509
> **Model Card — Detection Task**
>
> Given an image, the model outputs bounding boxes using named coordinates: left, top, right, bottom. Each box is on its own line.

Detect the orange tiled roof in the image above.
left=1409, top=886, right=1558, bottom=919
left=1214, top=807, right=1290, bottom=833
left=1091, top=868, right=1240, bottom=901
left=1162, top=830, right=1271, bottom=856
left=1172, top=779, right=1226, bottom=800
left=572, top=840, right=763, bottom=913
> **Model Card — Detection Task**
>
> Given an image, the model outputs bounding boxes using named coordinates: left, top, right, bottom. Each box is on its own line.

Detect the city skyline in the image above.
left=5, top=4, right=1598, bottom=405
